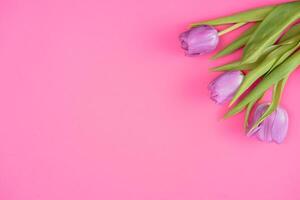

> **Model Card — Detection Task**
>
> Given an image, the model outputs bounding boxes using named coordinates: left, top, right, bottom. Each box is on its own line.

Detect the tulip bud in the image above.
left=248, top=103, right=289, bottom=144
left=179, top=25, right=219, bottom=56
left=208, top=71, right=244, bottom=104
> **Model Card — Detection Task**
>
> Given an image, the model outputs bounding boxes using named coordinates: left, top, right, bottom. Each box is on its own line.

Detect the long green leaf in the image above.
left=212, top=23, right=259, bottom=59
left=212, top=45, right=277, bottom=71
left=225, top=50, right=300, bottom=118
left=280, top=24, right=300, bottom=43
left=263, top=27, right=300, bottom=75
left=242, top=2, right=300, bottom=64
left=213, top=24, right=300, bottom=70
left=211, top=61, right=253, bottom=71
left=229, top=43, right=297, bottom=106
left=191, top=6, right=274, bottom=26
left=266, top=41, right=300, bottom=75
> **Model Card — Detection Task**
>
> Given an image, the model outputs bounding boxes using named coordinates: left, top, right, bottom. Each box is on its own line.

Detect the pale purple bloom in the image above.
left=179, top=25, right=219, bottom=56
left=208, top=71, right=244, bottom=104
left=248, top=103, right=289, bottom=144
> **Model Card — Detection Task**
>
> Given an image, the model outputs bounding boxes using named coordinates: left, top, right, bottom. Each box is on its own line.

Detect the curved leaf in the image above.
left=191, top=6, right=274, bottom=26
left=212, top=23, right=259, bottom=59
left=242, top=1, right=300, bottom=64
left=280, top=23, right=300, bottom=43
left=225, top=50, right=300, bottom=118
left=229, top=43, right=297, bottom=106
left=212, top=45, right=277, bottom=71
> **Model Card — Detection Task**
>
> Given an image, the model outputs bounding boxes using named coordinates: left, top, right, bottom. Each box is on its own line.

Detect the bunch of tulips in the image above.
left=179, top=1, right=300, bottom=143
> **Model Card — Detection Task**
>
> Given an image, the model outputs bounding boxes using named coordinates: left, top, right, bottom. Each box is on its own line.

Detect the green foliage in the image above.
left=190, top=1, right=300, bottom=131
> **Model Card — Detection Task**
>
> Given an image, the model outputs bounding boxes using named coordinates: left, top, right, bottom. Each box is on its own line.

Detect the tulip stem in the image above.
left=218, top=22, right=247, bottom=36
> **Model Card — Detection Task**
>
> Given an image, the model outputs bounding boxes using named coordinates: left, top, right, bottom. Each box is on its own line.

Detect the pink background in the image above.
left=1, top=0, right=300, bottom=199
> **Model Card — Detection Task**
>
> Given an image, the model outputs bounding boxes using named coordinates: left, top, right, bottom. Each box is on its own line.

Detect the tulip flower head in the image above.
left=208, top=71, right=244, bottom=104
left=179, top=25, right=219, bottom=56
left=248, top=103, right=289, bottom=144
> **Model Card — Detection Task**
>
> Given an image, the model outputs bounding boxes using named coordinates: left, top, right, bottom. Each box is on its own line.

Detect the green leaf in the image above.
left=211, top=61, right=251, bottom=71
left=225, top=50, right=300, bottom=118
left=212, top=45, right=277, bottom=71
left=280, top=24, right=300, bottom=43
left=213, top=16, right=300, bottom=60
left=213, top=24, right=300, bottom=69
left=191, top=5, right=274, bottom=26
left=242, top=1, right=300, bottom=64
left=279, top=34, right=300, bottom=46
left=212, top=23, right=259, bottom=59
left=248, top=77, right=288, bottom=133
left=266, top=41, right=300, bottom=75
left=229, top=43, right=297, bottom=106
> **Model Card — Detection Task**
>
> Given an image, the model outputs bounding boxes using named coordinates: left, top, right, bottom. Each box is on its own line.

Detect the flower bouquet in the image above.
left=179, top=1, right=300, bottom=143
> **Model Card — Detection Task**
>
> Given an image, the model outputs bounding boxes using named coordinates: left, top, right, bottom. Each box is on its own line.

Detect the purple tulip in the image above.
left=179, top=25, right=219, bottom=56
left=248, top=103, right=289, bottom=144
left=208, top=71, right=244, bottom=104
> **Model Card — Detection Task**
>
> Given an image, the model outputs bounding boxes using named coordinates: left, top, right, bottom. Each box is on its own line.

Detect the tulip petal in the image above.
left=179, top=26, right=219, bottom=56
left=248, top=103, right=289, bottom=144
left=271, top=108, right=288, bottom=144
left=208, top=71, right=244, bottom=104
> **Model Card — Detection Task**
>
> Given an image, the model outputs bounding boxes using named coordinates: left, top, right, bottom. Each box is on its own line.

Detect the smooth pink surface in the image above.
left=1, top=0, right=300, bottom=199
